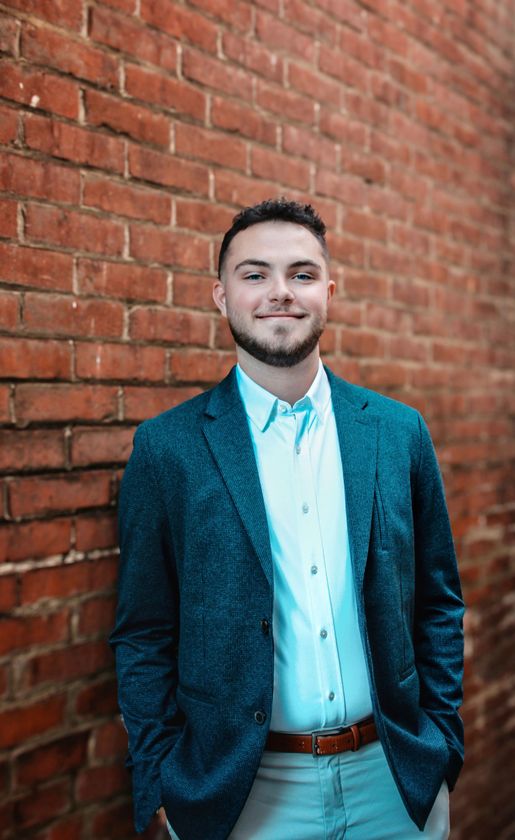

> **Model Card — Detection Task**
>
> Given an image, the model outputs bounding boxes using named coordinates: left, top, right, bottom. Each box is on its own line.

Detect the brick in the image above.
left=15, top=384, right=118, bottom=423
left=15, top=730, right=90, bottom=787
left=0, top=150, right=80, bottom=204
left=82, top=175, right=171, bottom=225
left=326, top=234, right=365, bottom=268
left=255, top=79, right=315, bottom=125
left=222, top=31, right=283, bottom=82
left=34, top=813, right=84, bottom=840
left=251, top=146, right=310, bottom=190
left=0, top=609, right=69, bottom=656
left=344, top=210, right=388, bottom=241
left=92, top=719, right=127, bottom=759
left=288, top=62, right=341, bottom=106
left=77, top=259, right=168, bottom=303
left=91, top=799, right=136, bottom=839
left=75, top=511, right=118, bottom=551
left=21, top=22, right=119, bottom=89
left=25, top=205, right=125, bottom=257
left=283, top=0, right=336, bottom=43
left=0, top=694, right=66, bottom=749
left=175, top=124, right=247, bottom=171
left=20, top=640, right=112, bottom=690
left=319, top=47, right=369, bottom=92
left=89, top=5, right=177, bottom=70
left=0, top=196, right=17, bottom=237
left=124, top=63, right=205, bottom=121
left=0, top=429, right=65, bottom=473
left=170, top=349, right=235, bottom=383
left=123, top=385, right=200, bottom=421
left=187, top=0, right=252, bottom=31
left=182, top=47, right=253, bottom=99
left=129, top=306, right=211, bottom=344
left=361, top=362, right=408, bottom=389
left=24, top=113, right=125, bottom=174
left=0, top=103, right=18, bottom=143
left=175, top=200, right=234, bottom=237
left=20, top=557, right=117, bottom=604
left=13, top=779, right=70, bottom=830
left=211, top=96, right=276, bottom=146
left=340, top=328, right=386, bottom=358
left=0, top=575, right=16, bottom=611
left=77, top=593, right=117, bottom=636
left=282, top=125, right=338, bottom=167
left=76, top=763, right=128, bottom=804
left=0, top=59, right=78, bottom=119
left=75, top=677, right=119, bottom=717
left=319, top=109, right=369, bottom=147
left=76, top=341, right=166, bottom=382
left=2, top=0, right=82, bottom=30
left=23, top=293, right=125, bottom=338
left=140, top=0, right=218, bottom=53
left=85, top=88, right=170, bottom=147
left=0, top=12, right=19, bottom=55
left=129, top=225, right=210, bottom=271
left=344, top=271, right=390, bottom=300
left=0, top=338, right=71, bottom=379
left=0, top=291, right=19, bottom=330
left=8, top=471, right=113, bottom=518
left=128, top=145, right=209, bottom=195
left=214, top=169, right=280, bottom=207
left=173, top=271, right=216, bottom=308
left=255, top=10, right=316, bottom=62
left=0, top=243, right=74, bottom=292
left=0, top=517, right=71, bottom=562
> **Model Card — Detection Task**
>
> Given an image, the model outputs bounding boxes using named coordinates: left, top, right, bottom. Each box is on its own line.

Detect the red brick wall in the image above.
left=0, top=0, right=514, bottom=837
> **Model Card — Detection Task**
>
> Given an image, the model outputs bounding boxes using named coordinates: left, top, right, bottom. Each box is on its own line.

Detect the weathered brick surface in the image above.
left=0, top=0, right=514, bottom=837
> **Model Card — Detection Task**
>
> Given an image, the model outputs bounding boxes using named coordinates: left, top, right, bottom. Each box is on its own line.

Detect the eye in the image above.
left=293, top=272, right=314, bottom=281
left=244, top=272, right=264, bottom=281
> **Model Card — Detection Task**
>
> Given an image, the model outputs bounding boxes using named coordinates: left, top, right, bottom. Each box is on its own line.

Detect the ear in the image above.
left=327, top=277, right=336, bottom=301
left=212, top=279, right=227, bottom=317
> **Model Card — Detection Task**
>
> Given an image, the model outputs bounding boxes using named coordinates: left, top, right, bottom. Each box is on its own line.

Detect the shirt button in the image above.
left=310, top=565, right=318, bottom=575
left=302, top=503, right=309, bottom=514
left=295, top=445, right=301, bottom=454
left=254, top=710, right=267, bottom=725
left=261, top=619, right=270, bottom=636
left=279, top=404, right=288, bottom=413
left=328, top=692, right=335, bottom=701
left=320, top=629, right=328, bottom=639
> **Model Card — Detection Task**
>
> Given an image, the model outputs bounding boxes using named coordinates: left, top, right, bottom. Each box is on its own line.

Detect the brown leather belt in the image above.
left=265, top=717, right=378, bottom=756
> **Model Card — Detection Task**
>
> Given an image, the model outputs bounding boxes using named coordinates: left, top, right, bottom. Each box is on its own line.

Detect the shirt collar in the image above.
left=236, top=360, right=331, bottom=433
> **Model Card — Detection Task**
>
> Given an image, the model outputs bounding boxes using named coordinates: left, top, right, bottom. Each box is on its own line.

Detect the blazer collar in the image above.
left=202, top=369, right=274, bottom=588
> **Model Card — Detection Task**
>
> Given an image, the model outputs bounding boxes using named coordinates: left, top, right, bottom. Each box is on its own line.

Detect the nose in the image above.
left=267, top=273, right=294, bottom=304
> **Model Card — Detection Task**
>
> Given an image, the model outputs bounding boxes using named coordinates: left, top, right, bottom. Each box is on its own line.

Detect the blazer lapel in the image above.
left=327, top=370, right=378, bottom=592
left=202, top=369, right=274, bottom=588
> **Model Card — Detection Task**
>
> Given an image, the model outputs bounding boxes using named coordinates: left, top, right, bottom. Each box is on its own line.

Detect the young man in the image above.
left=111, top=199, right=464, bottom=840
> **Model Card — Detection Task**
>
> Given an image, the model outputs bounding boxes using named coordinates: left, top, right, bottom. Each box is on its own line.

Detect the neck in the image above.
left=236, top=346, right=320, bottom=405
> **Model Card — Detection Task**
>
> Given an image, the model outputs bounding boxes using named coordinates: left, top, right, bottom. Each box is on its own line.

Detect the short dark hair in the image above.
left=217, top=198, right=328, bottom=278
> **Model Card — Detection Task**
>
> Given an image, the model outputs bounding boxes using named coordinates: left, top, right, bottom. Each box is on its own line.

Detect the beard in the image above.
left=226, top=310, right=326, bottom=368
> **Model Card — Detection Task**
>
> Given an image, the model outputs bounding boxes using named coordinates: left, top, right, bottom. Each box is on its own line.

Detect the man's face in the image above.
left=213, top=221, right=335, bottom=368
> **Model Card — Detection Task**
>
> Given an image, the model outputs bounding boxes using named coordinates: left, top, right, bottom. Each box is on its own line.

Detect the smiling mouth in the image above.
left=257, top=313, right=306, bottom=319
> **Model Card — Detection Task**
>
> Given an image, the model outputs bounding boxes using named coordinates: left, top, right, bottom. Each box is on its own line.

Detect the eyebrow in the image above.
left=234, top=258, right=323, bottom=271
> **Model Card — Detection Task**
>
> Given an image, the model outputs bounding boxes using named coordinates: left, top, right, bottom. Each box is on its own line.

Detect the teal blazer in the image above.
left=110, top=367, right=464, bottom=839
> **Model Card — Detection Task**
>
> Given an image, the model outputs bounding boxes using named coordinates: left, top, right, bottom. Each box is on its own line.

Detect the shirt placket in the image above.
left=292, top=404, right=346, bottom=729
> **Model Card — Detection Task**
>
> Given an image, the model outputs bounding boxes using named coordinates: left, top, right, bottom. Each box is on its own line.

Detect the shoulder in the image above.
left=327, top=368, right=421, bottom=427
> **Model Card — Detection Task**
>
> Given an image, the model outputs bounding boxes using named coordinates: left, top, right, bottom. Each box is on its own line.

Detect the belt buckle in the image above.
left=311, top=726, right=344, bottom=756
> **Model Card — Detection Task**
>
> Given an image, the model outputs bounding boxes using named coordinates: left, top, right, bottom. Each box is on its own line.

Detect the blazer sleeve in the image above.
left=412, top=413, right=465, bottom=791
left=109, top=423, right=183, bottom=833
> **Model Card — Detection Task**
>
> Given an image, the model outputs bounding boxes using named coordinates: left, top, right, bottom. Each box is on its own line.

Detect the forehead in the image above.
left=226, top=221, right=326, bottom=268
